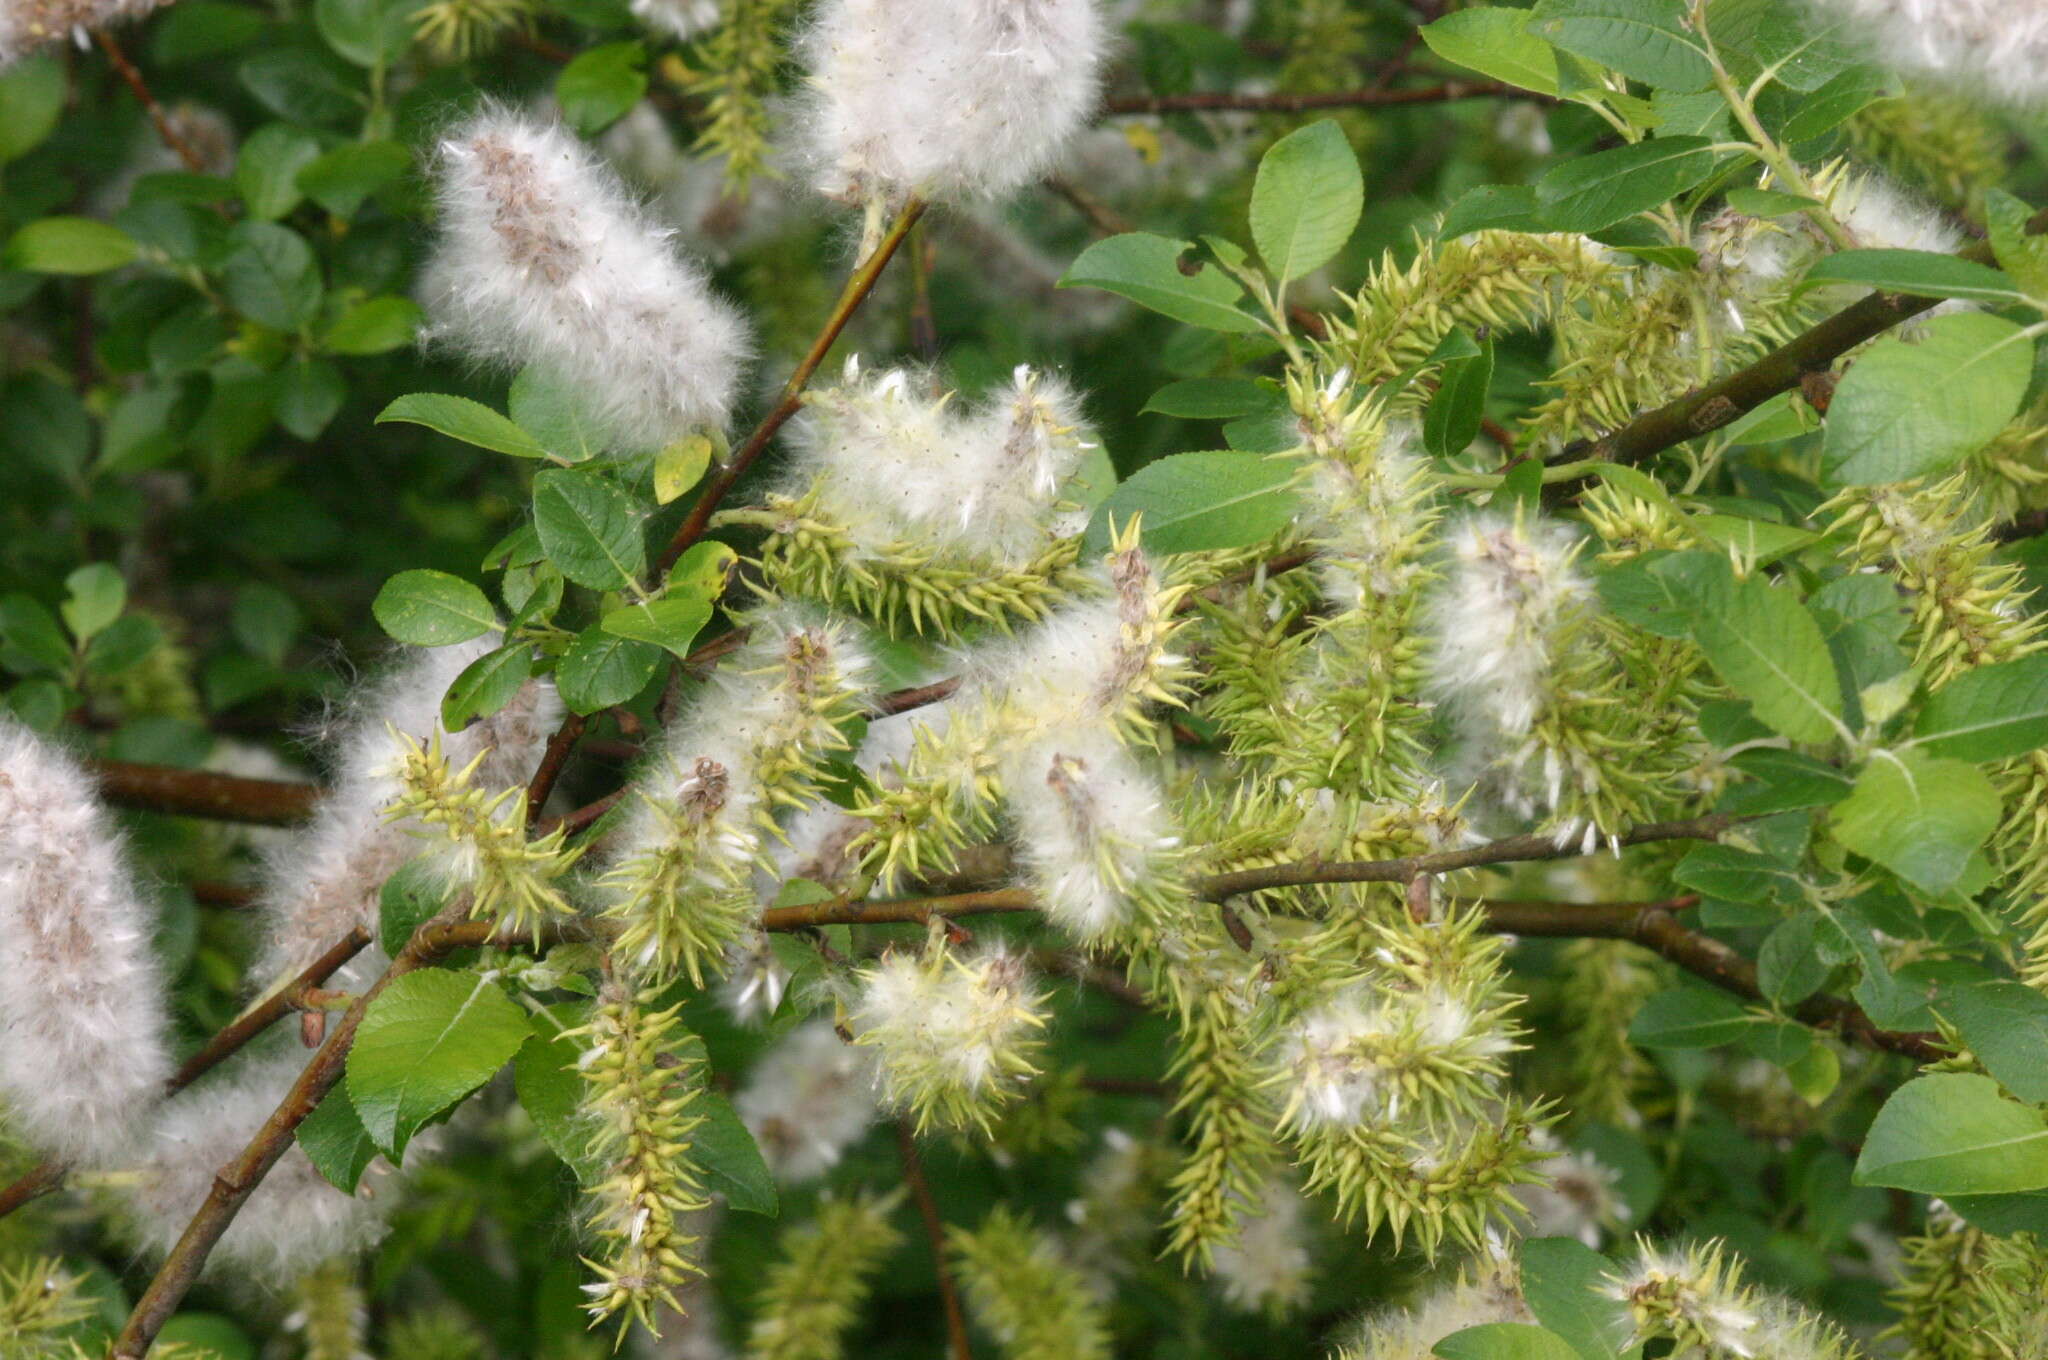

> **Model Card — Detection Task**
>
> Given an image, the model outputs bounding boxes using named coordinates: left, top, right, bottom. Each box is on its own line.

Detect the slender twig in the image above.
left=896, top=1119, right=975, bottom=1360
left=94, top=31, right=207, bottom=173
left=1045, top=176, right=1136, bottom=237
left=524, top=712, right=586, bottom=827
left=1100, top=81, right=1536, bottom=115
left=89, top=760, right=320, bottom=826
left=0, top=927, right=372, bottom=1224
left=655, top=198, right=930, bottom=578
left=110, top=905, right=471, bottom=1359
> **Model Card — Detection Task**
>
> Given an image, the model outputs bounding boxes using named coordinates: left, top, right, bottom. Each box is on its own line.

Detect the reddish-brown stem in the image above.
left=89, top=760, right=320, bottom=826
left=524, top=712, right=587, bottom=827
left=95, top=31, right=207, bottom=173
left=896, top=1119, right=975, bottom=1360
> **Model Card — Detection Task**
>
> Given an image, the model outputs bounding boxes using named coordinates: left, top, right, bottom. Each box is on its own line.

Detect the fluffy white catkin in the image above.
left=794, top=0, right=1108, bottom=203
left=0, top=720, right=172, bottom=1167
left=0, top=0, right=160, bottom=67
left=1805, top=0, right=2048, bottom=110
left=420, top=108, right=752, bottom=452
left=253, top=638, right=561, bottom=995
left=122, top=1048, right=401, bottom=1284
left=631, top=0, right=720, bottom=41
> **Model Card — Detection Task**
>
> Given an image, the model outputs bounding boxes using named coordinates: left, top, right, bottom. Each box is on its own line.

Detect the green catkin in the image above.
left=379, top=1309, right=488, bottom=1360
left=1888, top=1214, right=2048, bottom=1360
left=385, top=731, right=583, bottom=939
left=0, top=1257, right=95, bottom=1359
left=679, top=0, right=805, bottom=189
left=745, top=1194, right=905, bottom=1360
left=1554, top=938, right=1662, bottom=1128
left=949, top=1206, right=1114, bottom=1360
left=575, top=974, right=711, bottom=1338
left=1844, top=91, right=2009, bottom=216
left=292, top=1259, right=369, bottom=1360
left=1324, top=230, right=1618, bottom=389
left=1606, top=1239, right=1866, bottom=1359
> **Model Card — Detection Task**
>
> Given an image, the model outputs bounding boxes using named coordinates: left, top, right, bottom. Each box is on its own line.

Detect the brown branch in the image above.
left=655, top=198, right=929, bottom=579
left=94, top=31, right=206, bottom=173
left=524, top=712, right=586, bottom=827
left=1101, top=81, right=1537, bottom=115
left=89, top=760, right=320, bottom=826
left=896, top=1119, right=974, bottom=1360
left=0, top=927, right=372, bottom=1224
left=110, top=906, right=473, bottom=1359
left=1045, top=175, right=1136, bottom=237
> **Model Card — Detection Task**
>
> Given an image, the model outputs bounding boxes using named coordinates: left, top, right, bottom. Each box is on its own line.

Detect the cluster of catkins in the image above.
left=0, top=637, right=561, bottom=1281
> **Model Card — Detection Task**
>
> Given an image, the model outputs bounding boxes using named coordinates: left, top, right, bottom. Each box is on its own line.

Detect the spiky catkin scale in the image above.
left=848, top=926, right=1047, bottom=1134
left=384, top=730, right=582, bottom=939
left=744, top=1193, right=903, bottom=1360
left=1605, top=1238, right=1867, bottom=1359
left=254, top=639, right=561, bottom=995
left=291, top=1259, right=371, bottom=1360
left=1555, top=939, right=1663, bottom=1129
left=0, top=1256, right=96, bottom=1357
left=0, top=719, right=172, bottom=1167
left=602, top=607, right=871, bottom=983
left=421, top=107, right=750, bottom=452
left=1845, top=91, right=2009, bottom=215
left=1323, top=230, right=1617, bottom=389
left=1824, top=479, right=2048, bottom=983
left=575, top=975, right=711, bottom=1336
left=1888, top=1213, right=2048, bottom=1359
left=948, top=1206, right=1113, bottom=1360
left=1158, top=947, right=1276, bottom=1266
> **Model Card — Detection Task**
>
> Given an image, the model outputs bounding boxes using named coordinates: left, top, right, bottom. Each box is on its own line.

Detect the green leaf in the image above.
left=1854, top=1073, right=2048, bottom=1196
left=1057, top=233, right=1264, bottom=332
left=1594, top=549, right=1731, bottom=640
left=1419, top=8, right=1559, bottom=94
left=1141, top=377, right=1277, bottom=420
left=694, top=1091, right=777, bottom=1216
left=315, top=0, right=417, bottom=67
left=1249, top=120, right=1364, bottom=282
left=276, top=356, right=345, bottom=440
left=234, top=123, right=322, bottom=221
left=158, top=1313, right=256, bottom=1360
left=0, top=593, right=74, bottom=675
left=1822, top=312, right=2034, bottom=486
left=1535, top=136, right=1718, bottom=233
left=1423, top=334, right=1494, bottom=458
left=513, top=1019, right=605, bottom=1184
left=372, top=569, right=498, bottom=646
left=1986, top=189, right=2048, bottom=300
left=1724, top=748, right=1852, bottom=816
left=1831, top=751, right=2000, bottom=893
left=377, top=393, right=547, bottom=458
left=1529, top=0, right=1714, bottom=90
left=600, top=596, right=712, bottom=662
left=230, top=584, right=301, bottom=663
left=1439, top=184, right=1544, bottom=239
left=556, top=627, right=661, bottom=714
left=1685, top=512, right=1814, bottom=567
left=510, top=366, right=610, bottom=462
left=1757, top=912, right=1830, bottom=1006
left=532, top=468, right=647, bottom=591
left=379, top=856, right=453, bottom=955
left=654, top=433, right=713, bottom=503
left=556, top=41, right=647, bottom=136
left=1912, top=656, right=2048, bottom=762
left=1434, top=1323, right=1582, bottom=1360
left=1724, top=187, right=1819, bottom=217
left=1801, top=249, right=2023, bottom=304
left=442, top=642, right=534, bottom=730
left=220, top=221, right=323, bottom=331
left=1691, top=576, right=1844, bottom=744
left=1946, top=1190, right=2048, bottom=1237
left=3, top=217, right=139, bottom=274
left=61, top=564, right=126, bottom=645
left=346, top=967, right=532, bottom=1158
left=1773, top=61, right=1886, bottom=142
left=1083, top=451, right=1300, bottom=556
left=0, top=57, right=65, bottom=164
left=1671, top=844, right=1799, bottom=904
left=1628, top=986, right=1754, bottom=1049
left=298, top=1083, right=380, bottom=1193
left=84, top=613, right=162, bottom=677
left=297, top=140, right=410, bottom=219
left=323, top=296, right=423, bottom=355
left=1945, top=982, right=2048, bottom=1105
left=1520, top=1238, right=1628, bottom=1360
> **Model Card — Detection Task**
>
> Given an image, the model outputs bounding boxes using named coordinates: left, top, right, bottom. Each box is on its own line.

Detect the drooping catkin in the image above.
left=0, top=718, right=171, bottom=1168
left=794, top=0, right=1108, bottom=205
left=948, top=1206, right=1113, bottom=1360
left=575, top=974, right=711, bottom=1335
left=421, top=107, right=751, bottom=453
left=600, top=605, right=872, bottom=984
left=744, top=1193, right=903, bottom=1360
